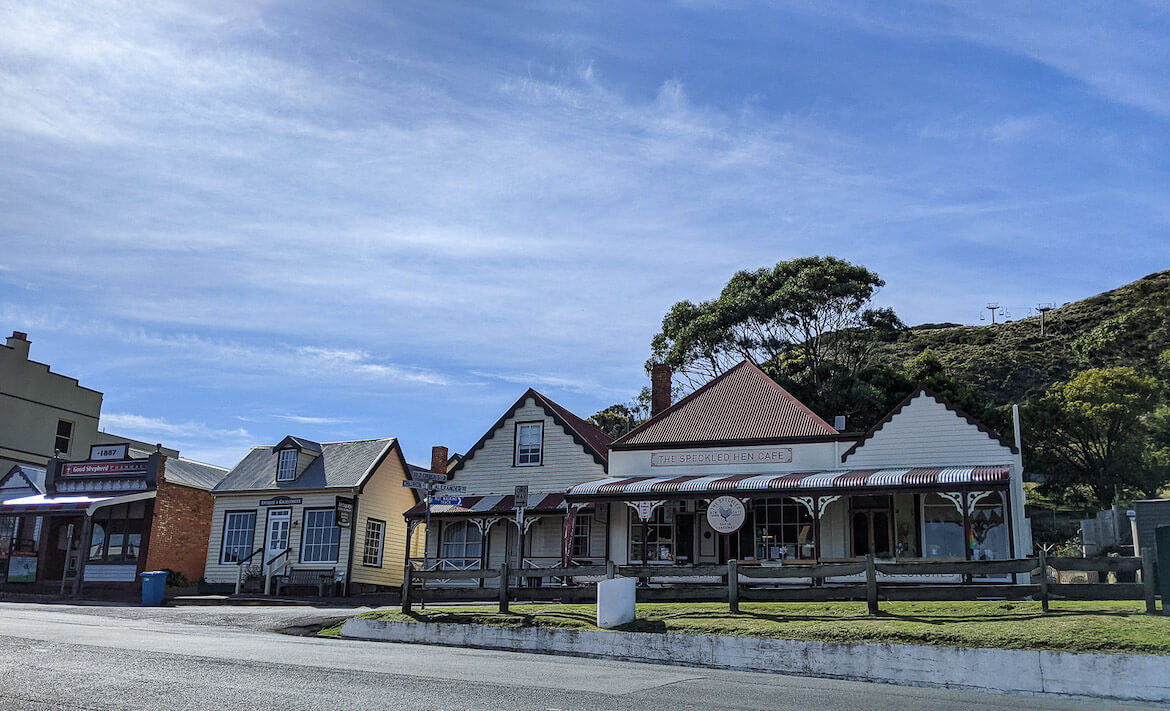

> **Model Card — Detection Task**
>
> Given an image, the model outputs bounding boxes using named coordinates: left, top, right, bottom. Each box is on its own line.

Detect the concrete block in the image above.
left=596, top=577, right=635, bottom=629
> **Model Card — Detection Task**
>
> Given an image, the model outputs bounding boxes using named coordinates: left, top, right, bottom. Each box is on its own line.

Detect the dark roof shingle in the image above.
left=613, top=360, right=838, bottom=447
left=213, top=438, right=394, bottom=493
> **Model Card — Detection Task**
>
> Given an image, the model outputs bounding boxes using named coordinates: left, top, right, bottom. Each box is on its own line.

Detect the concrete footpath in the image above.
left=341, top=617, right=1170, bottom=704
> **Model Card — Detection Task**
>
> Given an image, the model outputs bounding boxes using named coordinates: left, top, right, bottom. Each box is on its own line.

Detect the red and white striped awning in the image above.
left=404, top=492, right=570, bottom=519
left=0, top=491, right=156, bottom=515
left=566, top=467, right=1010, bottom=499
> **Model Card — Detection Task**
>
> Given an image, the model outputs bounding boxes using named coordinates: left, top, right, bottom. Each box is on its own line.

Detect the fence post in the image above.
left=606, top=560, right=616, bottom=580
left=401, top=565, right=413, bottom=614
left=1038, top=549, right=1049, bottom=613
left=499, top=562, right=509, bottom=614
left=1141, top=547, right=1156, bottom=615
left=728, top=559, right=739, bottom=613
left=865, top=554, right=879, bottom=614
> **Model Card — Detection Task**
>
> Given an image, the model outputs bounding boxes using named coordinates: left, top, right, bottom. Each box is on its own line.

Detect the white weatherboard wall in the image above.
left=341, top=619, right=1170, bottom=703
left=843, top=393, right=1031, bottom=557
left=450, top=398, right=607, bottom=496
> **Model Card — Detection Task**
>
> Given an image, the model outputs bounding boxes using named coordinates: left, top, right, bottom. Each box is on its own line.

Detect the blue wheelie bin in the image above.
left=140, top=571, right=168, bottom=606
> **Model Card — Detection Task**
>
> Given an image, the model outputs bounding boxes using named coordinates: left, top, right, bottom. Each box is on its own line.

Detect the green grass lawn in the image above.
left=355, top=601, right=1170, bottom=655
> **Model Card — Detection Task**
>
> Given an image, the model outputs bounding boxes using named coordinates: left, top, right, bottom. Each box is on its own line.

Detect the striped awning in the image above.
left=404, top=492, right=569, bottom=519
left=566, top=467, right=1010, bottom=498
left=0, top=493, right=113, bottom=515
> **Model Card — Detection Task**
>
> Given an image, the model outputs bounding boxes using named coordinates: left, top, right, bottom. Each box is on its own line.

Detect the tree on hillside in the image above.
left=648, top=256, right=905, bottom=428
left=1024, top=366, right=1169, bottom=509
left=589, top=402, right=647, bottom=440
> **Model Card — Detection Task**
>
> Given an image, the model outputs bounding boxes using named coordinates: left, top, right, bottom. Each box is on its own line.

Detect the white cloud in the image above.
left=99, top=412, right=254, bottom=467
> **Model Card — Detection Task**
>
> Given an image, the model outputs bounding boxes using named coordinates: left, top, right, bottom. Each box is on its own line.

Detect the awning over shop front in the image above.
left=404, top=492, right=569, bottom=519
left=566, top=466, right=1010, bottom=499
left=0, top=490, right=156, bottom=516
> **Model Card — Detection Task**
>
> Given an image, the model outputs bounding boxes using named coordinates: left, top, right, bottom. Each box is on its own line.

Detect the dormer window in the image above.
left=515, top=422, right=543, bottom=466
left=276, top=449, right=297, bottom=482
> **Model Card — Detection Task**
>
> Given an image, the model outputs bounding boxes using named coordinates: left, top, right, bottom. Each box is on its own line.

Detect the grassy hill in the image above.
left=873, top=269, right=1170, bottom=408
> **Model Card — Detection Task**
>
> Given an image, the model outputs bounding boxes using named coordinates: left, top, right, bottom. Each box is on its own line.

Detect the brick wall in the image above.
left=145, top=462, right=215, bottom=583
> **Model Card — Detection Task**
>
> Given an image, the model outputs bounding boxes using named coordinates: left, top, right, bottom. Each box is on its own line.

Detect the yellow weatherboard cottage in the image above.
left=202, top=436, right=420, bottom=595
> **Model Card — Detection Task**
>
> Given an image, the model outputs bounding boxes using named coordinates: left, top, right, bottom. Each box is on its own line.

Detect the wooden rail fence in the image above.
left=400, top=550, right=1161, bottom=616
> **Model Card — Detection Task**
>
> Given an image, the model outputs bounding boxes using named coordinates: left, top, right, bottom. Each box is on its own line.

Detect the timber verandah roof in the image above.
left=565, top=466, right=1010, bottom=501
left=611, top=360, right=840, bottom=449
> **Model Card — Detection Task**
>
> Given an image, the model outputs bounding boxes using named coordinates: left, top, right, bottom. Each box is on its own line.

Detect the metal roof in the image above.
left=405, top=492, right=568, bottom=518
left=566, top=466, right=1010, bottom=498
left=213, top=438, right=394, bottom=493
left=612, top=360, right=839, bottom=448
left=128, top=448, right=227, bottom=491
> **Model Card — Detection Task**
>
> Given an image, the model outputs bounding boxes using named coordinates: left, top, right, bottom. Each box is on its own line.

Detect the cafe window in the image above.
left=220, top=511, right=257, bottom=564
left=88, top=502, right=146, bottom=564
left=922, top=494, right=964, bottom=559
left=971, top=492, right=1009, bottom=561
left=55, top=420, right=74, bottom=454
left=629, top=507, right=673, bottom=563
left=362, top=518, right=385, bottom=567
left=301, top=508, right=340, bottom=564
left=571, top=514, right=592, bottom=557
left=753, top=498, right=814, bottom=561
left=515, top=422, right=542, bottom=466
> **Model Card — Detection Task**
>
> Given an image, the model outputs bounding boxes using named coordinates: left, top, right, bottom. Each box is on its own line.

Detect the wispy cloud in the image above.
left=99, top=412, right=253, bottom=466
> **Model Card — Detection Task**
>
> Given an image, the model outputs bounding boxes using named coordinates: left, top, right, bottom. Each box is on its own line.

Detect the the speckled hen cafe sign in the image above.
left=650, top=447, right=793, bottom=467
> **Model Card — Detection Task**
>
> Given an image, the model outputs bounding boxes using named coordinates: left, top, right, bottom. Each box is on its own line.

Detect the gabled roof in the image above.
left=213, top=438, right=395, bottom=493
left=612, top=360, right=839, bottom=448
left=840, top=388, right=1019, bottom=462
left=448, top=389, right=613, bottom=476
left=272, top=435, right=323, bottom=454
left=0, top=464, right=45, bottom=494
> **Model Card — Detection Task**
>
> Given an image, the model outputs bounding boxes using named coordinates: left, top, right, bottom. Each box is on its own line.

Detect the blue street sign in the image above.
left=430, top=495, right=463, bottom=506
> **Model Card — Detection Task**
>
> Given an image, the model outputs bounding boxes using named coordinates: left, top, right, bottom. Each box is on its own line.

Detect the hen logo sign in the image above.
left=706, top=495, right=746, bottom=534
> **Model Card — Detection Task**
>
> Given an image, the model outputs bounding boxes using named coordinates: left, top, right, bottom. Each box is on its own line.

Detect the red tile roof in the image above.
left=612, top=360, right=839, bottom=448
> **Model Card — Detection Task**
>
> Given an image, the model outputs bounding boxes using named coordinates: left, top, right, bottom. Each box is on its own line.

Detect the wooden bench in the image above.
left=274, top=567, right=335, bottom=597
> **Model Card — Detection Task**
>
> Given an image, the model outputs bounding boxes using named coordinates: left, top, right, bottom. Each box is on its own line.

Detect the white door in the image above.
left=264, top=509, right=291, bottom=573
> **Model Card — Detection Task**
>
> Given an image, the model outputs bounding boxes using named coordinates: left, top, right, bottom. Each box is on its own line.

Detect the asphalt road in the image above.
left=0, top=602, right=1155, bottom=710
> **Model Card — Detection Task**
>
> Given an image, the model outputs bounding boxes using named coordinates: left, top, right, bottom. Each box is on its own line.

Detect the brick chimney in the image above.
left=5, top=331, right=30, bottom=359
left=431, top=445, right=448, bottom=476
left=651, top=364, right=672, bottom=417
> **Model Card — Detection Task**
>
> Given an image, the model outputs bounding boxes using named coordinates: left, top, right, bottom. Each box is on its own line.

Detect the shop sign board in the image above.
left=651, top=447, right=793, bottom=468
left=635, top=501, right=657, bottom=522
left=8, top=554, right=37, bottom=583
left=706, top=496, right=746, bottom=534
left=335, top=497, right=355, bottom=528
left=260, top=496, right=302, bottom=507
left=89, top=444, right=129, bottom=461
left=61, top=460, right=150, bottom=477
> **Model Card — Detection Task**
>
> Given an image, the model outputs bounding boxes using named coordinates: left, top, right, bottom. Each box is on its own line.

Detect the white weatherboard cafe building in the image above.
left=410, top=362, right=1030, bottom=582
left=566, top=362, right=1030, bottom=574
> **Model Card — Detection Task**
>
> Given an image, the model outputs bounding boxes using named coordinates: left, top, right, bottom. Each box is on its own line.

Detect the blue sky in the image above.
left=2, top=1, right=1167, bottom=467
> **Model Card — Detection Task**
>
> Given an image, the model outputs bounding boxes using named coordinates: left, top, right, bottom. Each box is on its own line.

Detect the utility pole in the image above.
left=985, top=303, right=999, bottom=325
left=1037, top=303, right=1054, bottom=337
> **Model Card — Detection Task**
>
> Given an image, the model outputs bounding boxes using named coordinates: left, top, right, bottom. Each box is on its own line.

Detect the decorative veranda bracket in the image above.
left=967, top=490, right=997, bottom=515
left=937, top=491, right=965, bottom=515
left=625, top=500, right=665, bottom=522
left=792, top=495, right=841, bottom=519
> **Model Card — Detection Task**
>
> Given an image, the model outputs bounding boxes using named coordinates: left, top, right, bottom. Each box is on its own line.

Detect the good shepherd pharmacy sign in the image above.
left=650, top=447, right=793, bottom=467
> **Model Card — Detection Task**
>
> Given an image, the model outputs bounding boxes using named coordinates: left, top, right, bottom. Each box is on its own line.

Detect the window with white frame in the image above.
left=571, top=514, right=592, bottom=557
left=276, top=449, right=297, bottom=482
left=362, top=518, right=385, bottom=567
left=515, top=422, right=543, bottom=466
left=301, top=508, right=340, bottom=563
left=629, top=507, right=673, bottom=563
left=439, top=520, right=482, bottom=568
left=221, top=511, right=257, bottom=564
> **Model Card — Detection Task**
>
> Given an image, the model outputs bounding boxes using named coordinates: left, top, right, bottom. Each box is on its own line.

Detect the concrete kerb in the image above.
left=339, top=617, right=1170, bottom=703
